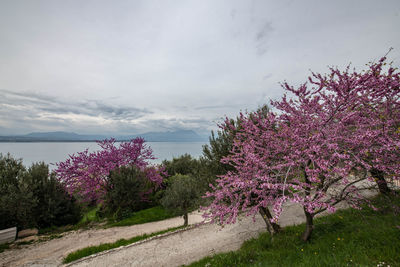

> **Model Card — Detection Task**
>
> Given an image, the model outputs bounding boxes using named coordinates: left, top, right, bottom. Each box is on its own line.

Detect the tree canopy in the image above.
left=55, top=138, right=164, bottom=203
left=204, top=56, right=400, bottom=241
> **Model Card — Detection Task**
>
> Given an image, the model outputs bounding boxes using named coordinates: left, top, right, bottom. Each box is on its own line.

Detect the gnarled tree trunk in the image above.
left=371, top=168, right=391, bottom=194
left=301, top=161, right=314, bottom=241
left=301, top=209, right=314, bottom=241
left=259, top=206, right=281, bottom=235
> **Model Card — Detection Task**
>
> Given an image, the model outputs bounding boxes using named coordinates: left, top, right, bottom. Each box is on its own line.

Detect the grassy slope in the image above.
left=107, top=206, right=176, bottom=227
left=38, top=206, right=100, bottom=235
left=188, top=194, right=400, bottom=267
left=37, top=205, right=175, bottom=235
left=78, top=206, right=100, bottom=225
left=63, top=225, right=185, bottom=264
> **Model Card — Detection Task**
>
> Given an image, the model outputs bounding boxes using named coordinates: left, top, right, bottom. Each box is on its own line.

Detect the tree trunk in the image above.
left=259, top=206, right=281, bottom=235
left=302, top=161, right=314, bottom=242
left=301, top=209, right=314, bottom=241
left=371, top=168, right=391, bottom=194
left=183, top=210, right=188, bottom=226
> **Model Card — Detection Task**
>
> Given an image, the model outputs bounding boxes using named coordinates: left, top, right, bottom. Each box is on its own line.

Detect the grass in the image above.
left=54, top=206, right=100, bottom=233
left=39, top=205, right=174, bottom=235
left=38, top=206, right=101, bottom=235
left=63, top=225, right=185, bottom=264
left=107, top=206, right=176, bottom=227
left=16, top=240, right=35, bottom=246
left=78, top=206, right=100, bottom=225
left=188, top=193, right=400, bottom=267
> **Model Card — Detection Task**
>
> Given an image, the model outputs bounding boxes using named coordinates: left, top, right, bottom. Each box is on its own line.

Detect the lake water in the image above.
left=0, top=142, right=206, bottom=169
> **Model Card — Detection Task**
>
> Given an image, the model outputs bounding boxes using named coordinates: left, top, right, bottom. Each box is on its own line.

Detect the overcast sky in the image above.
left=0, top=0, right=399, bottom=136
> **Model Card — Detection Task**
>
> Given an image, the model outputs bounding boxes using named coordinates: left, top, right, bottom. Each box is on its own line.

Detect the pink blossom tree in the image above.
left=204, top=55, right=400, bottom=241
left=55, top=138, right=164, bottom=203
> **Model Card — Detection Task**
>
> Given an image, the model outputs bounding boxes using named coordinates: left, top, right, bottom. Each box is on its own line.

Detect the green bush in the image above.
left=160, top=154, right=211, bottom=200
left=0, top=154, right=81, bottom=230
left=0, top=180, right=36, bottom=229
left=102, top=166, right=156, bottom=220
left=0, top=154, right=35, bottom=229
left=22, top=163, right=82, bottom=228
left=162, top=154, right=201, bottom=178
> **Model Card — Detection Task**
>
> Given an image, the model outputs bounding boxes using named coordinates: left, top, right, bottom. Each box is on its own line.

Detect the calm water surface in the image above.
left=0, top=142, right=205, bottom=169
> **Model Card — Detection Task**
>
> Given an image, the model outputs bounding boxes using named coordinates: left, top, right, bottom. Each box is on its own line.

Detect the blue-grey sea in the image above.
left=0, top=142, right=206, bottom=169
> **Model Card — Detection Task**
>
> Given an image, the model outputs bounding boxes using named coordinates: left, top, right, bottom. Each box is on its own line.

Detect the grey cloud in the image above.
left=1, top=89, right=57, bottom=106
left=194, top=104, right=240, bottom=110
left=263, top=73, right=273, bottom=80
left=143, top=117, right=215, bottom=135
left=230, top=9, right=237, bottom=19
left=84, top=100, right=152, bottom=120
left=0, top=89, right=150, bottom=121
left=39, top=106, right=81, bottom=114
left=255, top=21, right=273, bottom=55
left=0, top=89, right=218, bottom=135
left=0, top=89, right=153, bottom=134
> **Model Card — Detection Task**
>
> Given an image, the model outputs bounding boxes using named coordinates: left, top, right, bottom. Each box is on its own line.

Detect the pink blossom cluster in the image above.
left=55, top=138, right=164, bottom=203
left=204, top=56, right=400, bottom=225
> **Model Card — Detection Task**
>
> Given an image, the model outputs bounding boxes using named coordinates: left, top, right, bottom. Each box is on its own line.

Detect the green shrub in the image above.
left=0, top=154, right=35, bottom=229
left=0, top=154, right=81, bottom=230
left=22, top=163, right=82, bottom=228
left=0, top=181, right=36, bottom=229
left=102, top=166, right=156, bottom=220
left=162, top=154, right=201, bottom=177
left=159, top=154, right=211, bottom=201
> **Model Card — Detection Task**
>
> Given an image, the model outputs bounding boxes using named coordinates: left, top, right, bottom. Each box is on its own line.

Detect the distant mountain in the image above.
left=0, top=130, right=207, bottom=142
left=24, top=131, right=107, bottom=141
left=131, top=130, right=205, bottom=142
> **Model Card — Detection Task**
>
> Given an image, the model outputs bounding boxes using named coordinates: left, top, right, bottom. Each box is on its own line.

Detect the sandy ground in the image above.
left=0, top=184, right=378, bottom=267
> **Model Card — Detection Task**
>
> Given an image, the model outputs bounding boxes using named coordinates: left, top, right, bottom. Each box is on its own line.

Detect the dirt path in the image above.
left=0, top=212, right=204, bottom=267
